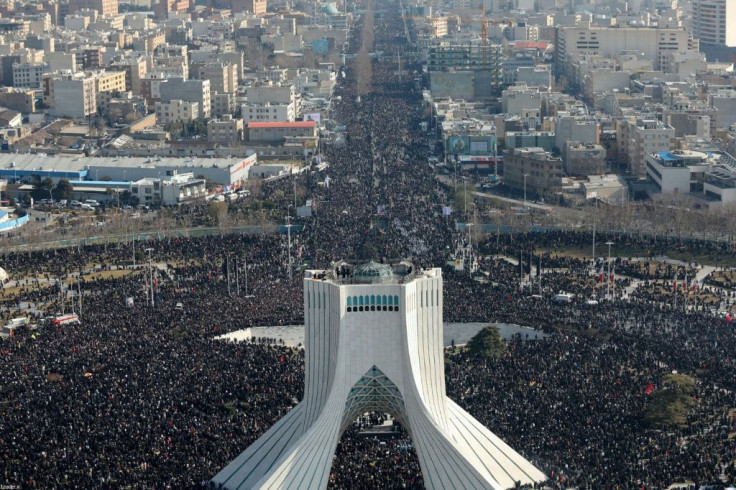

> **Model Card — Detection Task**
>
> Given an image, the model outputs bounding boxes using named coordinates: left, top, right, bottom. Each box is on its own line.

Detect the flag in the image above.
left=610, top=266, right=614, bottom=283
left=442, top=205, right=452, bottom=216
left=645, top=383, right=654, bottom=395
left=672, top=274, right=677, bottom=291
left=324, top=175, right=331, bottom=188
left=599, top=266, right=604, bottom=283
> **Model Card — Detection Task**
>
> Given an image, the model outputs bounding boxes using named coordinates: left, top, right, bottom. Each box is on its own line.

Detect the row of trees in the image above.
left=164, top=119, right=207, bottom=140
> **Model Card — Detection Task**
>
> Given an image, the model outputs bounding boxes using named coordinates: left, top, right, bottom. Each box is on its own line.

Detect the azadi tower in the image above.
left=212, top=262, right=546, bottom=489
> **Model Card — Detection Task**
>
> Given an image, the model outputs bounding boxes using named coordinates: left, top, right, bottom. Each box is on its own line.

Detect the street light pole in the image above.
left=463, top=176, right=467, bottom=218
left=606, top=241, right=613, bottom=300
left=145, top=247, right=154, bottom=307
left=286, top=215, right=293, bottom=281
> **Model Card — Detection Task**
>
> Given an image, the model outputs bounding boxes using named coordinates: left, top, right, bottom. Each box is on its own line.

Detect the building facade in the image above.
left=211, top=263, right=546, bottom=489
left=247, top=120, right=317, bottom=143
left=504, top=146, right=563, bottom=198
left=556, top=25, right=694, bottom=72
left=159, top=77, right=210, bottom=118
left=155, top=99, right=199, bottom=125
left=618, top=117, right=676, bottom=177
left=565, top=142, right=606, bottom=176
left=207, top=115, right=244, bottom=142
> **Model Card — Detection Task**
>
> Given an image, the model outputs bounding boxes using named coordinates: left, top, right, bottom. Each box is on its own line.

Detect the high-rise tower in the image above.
left=212, top=262, right=546, bottom=489
left=692, top=0, right=736, bottom=47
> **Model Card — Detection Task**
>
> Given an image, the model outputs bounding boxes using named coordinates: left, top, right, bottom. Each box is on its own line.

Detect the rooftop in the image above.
left=305, top=261, right=433, bottom=285
left=248, top=121, right=317, bottom=129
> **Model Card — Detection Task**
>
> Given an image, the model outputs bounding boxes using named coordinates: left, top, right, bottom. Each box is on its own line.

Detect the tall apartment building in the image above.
left=504, top=147, right=564, bottom=198
left=110, top=57, right=147, bottom=95
left=709, top=90, right=736, bottom=128
left=44, top=71, right=125, bottom=118
left=158, top=77, right=210, bottom=118
left=191, top=61, right=238, bottom=95
left=618, top=117, right=676, bottom=177
left=68, top=0, right=117, bottom=17
left=241, top=102, right=294, bottom=123
left=692, top=0, right=736, bottom=47
left=12, top=62, right=47, bottom=88
left=48, top=75, right=97, bottom=118
left=94, top=70, right=126, bottom=94
left=0, top=87, right=36, bottom=113
left=155, top=99, right=199, bottom=125
left=428, top=43, right=504, bottom=90
left=207, top=0, right=266, bottom=15
left=154, top=0, right=190, bottom=20
left=554, top=113, right=599, bottom=159
left=245, top=83, right=300, bottom=121
left=556, top=25, right=695, bottom=72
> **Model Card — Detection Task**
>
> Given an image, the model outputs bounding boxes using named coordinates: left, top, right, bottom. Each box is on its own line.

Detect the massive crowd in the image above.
left=1, top=0, right=736, bottom=488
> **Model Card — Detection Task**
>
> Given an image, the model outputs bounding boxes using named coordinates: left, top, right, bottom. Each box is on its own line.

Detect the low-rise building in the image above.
left=246, top=120, right=317, bottom=144
left=130, top=172, right=206, bottom=205
left=207, top=115, right=243, bottom=142
left=565, top=142, right=606, bottom=176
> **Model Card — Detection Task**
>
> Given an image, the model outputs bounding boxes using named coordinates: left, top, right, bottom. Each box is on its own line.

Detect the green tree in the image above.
left=32, top=177, right=54, bottom=201
left=55, top=179, right=74, bottom=201
left=454, top=187, right=475, bottom=217
left=467, top=325, right=506, bottom=359
left=208, top=201, right=228, bottom=225
left=644, top=373, right=696, bottom=428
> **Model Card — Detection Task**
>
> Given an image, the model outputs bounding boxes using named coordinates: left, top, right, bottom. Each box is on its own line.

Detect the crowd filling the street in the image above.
left=2, top=0, right=736, bottom=488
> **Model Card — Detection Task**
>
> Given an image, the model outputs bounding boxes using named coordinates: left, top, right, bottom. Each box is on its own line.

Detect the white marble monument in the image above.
left=211, top=262, right=546, bottom=489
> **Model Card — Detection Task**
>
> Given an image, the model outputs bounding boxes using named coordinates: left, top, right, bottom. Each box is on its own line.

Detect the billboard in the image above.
left=446, top=135, right=497, bottom=156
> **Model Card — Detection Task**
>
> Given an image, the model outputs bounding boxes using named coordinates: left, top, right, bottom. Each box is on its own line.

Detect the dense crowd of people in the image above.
left=2, top=0, right=736, bottom=488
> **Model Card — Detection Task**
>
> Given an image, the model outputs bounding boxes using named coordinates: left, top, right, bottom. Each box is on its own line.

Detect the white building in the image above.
left=155, top=99, right=200, bottom=126
left=554, top=113, right=599, bottom=160
left=709, top=90, right=736, bottom=129
left=556, top=25, right=694, bottom=72
left=618, top=117, right=675, bottom=177
left=212, top=263, right=546, bottom=489
left=245, top=83, right=300, bottom=121
left=48, top=74, right=97, bottom=119
left=130, top=171, right=206, bottom=205
left=241, top=102, right=295, bottom=123
left=645, top=150, right=736, bottom=206
left=501, top=84, right=543, bottom=120
left=645, top=150, right=699, bottom=194
left=159, top=77, right=211, bottom=119
left=12, top=62, right=47, bottom=88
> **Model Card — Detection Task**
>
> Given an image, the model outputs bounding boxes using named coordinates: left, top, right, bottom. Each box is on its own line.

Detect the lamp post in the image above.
left=606, top=241, right=613, bottom=300
left=145, top=247, right=154, bottom=307
left=285, top=213, right=293, bottom=281
left=462, top=176, right=467, bottom=219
